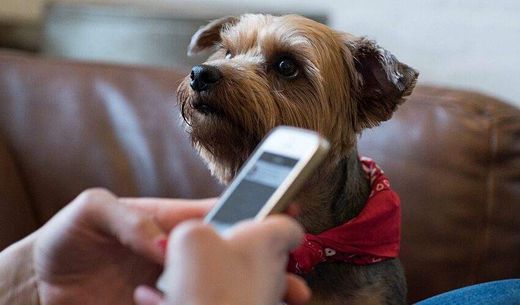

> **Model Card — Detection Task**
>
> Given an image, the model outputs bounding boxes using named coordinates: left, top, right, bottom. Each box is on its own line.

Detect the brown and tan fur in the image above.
left=177, top=14, right=418, bottom=305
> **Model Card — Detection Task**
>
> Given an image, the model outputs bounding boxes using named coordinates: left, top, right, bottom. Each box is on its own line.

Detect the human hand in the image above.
left=134, top=216, right=311, bottom=305
left=33, top=188, right=214, bottom=305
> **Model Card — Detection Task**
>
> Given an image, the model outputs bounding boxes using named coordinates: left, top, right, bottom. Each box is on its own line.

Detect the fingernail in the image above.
left=156, top=237, right=168, bottom=254
left=285, top=204, right=301, bottom=217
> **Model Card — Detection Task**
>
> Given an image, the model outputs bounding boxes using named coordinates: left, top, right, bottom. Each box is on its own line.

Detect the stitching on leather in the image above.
left=0, top=131, right=42, bottom=229
left=474, top=102, right=497, bottom=283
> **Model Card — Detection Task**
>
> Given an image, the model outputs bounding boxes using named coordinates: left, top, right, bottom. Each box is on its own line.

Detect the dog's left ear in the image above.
left=188, top=16, right=239, bottom=56
left=346, top=38, right=419, bottom=129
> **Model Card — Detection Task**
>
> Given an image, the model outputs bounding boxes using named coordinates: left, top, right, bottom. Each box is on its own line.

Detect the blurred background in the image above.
left=1, top=0, right=519, bottom=107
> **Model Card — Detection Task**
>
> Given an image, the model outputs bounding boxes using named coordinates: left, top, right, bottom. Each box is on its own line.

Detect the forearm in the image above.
left=0, top=232, right=40, bottom=305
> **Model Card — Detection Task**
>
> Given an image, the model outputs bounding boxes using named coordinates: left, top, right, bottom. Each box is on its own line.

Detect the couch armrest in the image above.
left=359, top=86, right=520, bottom=302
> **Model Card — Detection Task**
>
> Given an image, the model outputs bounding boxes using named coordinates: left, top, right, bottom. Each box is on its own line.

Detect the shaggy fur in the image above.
left=177, top=14, right=418, bottom=305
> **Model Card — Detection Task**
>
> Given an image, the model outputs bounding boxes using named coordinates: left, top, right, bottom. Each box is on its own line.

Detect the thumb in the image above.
left=229, top=215, right=304, bottom=254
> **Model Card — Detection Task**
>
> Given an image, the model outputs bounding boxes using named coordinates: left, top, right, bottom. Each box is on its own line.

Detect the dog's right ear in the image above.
left=187, top=16, right=239, bottom=56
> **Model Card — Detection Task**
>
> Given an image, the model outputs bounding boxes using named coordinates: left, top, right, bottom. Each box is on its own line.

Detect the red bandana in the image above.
left=288, top=157, right=401, bottom=274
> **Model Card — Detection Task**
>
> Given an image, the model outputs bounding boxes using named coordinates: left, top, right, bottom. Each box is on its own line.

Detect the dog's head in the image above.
left=178, top=14, right=418, bottom=182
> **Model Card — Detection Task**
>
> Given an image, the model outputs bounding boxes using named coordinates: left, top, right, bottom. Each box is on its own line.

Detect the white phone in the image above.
left=205, top=125, right=330, bottom=233
left=156, top=126, right=329, bottom=292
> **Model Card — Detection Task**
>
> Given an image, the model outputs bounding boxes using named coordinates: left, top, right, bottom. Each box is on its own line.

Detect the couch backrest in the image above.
left=1, top=50, right=519, bottom=303
left=0, top=50, right=224, bottom=244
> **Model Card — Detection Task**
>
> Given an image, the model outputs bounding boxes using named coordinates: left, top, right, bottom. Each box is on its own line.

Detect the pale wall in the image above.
left=1, top=0, right=519, bottom=107
left=0, top=0, right=42, bottom=21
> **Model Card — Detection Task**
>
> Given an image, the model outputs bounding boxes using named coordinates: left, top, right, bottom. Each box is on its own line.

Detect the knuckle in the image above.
left=170, top=221, right=214, bottom=245
left=117, top=214, right=148, bottom=247
left=69, top=188, right=118, bottom=223
left=76, top=188, right=116, bottom=207
left=126, top=213, right=152, bottom=233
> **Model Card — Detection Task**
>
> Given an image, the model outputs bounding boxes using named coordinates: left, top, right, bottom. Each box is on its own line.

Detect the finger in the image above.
left=284, top=274, right=312, bottom=305
left=120, top=198, right=216, bottom=231
left=78, top=189, right=168, bottom=264
left=108, top=208, right=167, bottom=264
left=159, top=221, right=222, bottom=289
left=166, top=220, right=220, bottom=253
left=228, top=215, right=304, bottom=253
left=134, top=285, right=163, bottom=305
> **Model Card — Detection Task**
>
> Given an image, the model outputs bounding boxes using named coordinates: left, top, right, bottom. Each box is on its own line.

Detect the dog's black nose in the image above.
left=190, top=65, right=222, bottom=92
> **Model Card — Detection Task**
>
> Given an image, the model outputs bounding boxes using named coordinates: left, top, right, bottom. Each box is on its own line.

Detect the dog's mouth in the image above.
left=190, top=98, right=223, bottom=117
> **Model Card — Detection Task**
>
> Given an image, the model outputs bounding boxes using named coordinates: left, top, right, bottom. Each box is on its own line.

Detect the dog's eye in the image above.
left=275, top=58, right=299, bottom=78
left=225, top=50, right=233, bottom=59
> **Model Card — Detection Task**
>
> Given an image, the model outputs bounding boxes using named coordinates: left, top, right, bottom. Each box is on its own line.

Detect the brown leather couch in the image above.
left=1, top=50, right=519, bottom=303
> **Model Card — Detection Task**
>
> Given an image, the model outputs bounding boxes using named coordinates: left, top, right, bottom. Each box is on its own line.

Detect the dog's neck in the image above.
left=296, top=147, right=371, bottom=234
left=331, top=148, right=372, bottom=223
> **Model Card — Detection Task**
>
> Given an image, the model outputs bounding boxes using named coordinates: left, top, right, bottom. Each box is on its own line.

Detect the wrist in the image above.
left=0, top=232, right=40, bottom=305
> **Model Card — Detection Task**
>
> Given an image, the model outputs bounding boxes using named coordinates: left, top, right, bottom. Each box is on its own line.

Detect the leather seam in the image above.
left=0, top=131, right=42, bottom=227
left=475, top=103, right=497, bottom=283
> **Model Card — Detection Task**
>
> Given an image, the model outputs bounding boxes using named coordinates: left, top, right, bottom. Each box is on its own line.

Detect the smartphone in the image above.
left=204, top=125, right=330, bottom=234
left=156, top=126, right=329, bottom=292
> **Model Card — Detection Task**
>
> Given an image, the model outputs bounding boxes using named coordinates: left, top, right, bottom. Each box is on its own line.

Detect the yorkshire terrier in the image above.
left=177, top=14, right=418, bottom=305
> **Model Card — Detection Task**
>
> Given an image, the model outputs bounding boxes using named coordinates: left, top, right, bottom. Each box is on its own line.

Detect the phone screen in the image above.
left=210, top=152, right=298, bottom=225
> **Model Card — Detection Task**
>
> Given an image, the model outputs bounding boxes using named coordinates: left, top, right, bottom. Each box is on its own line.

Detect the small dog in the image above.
left=177, top=14, right=418, bottom=305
